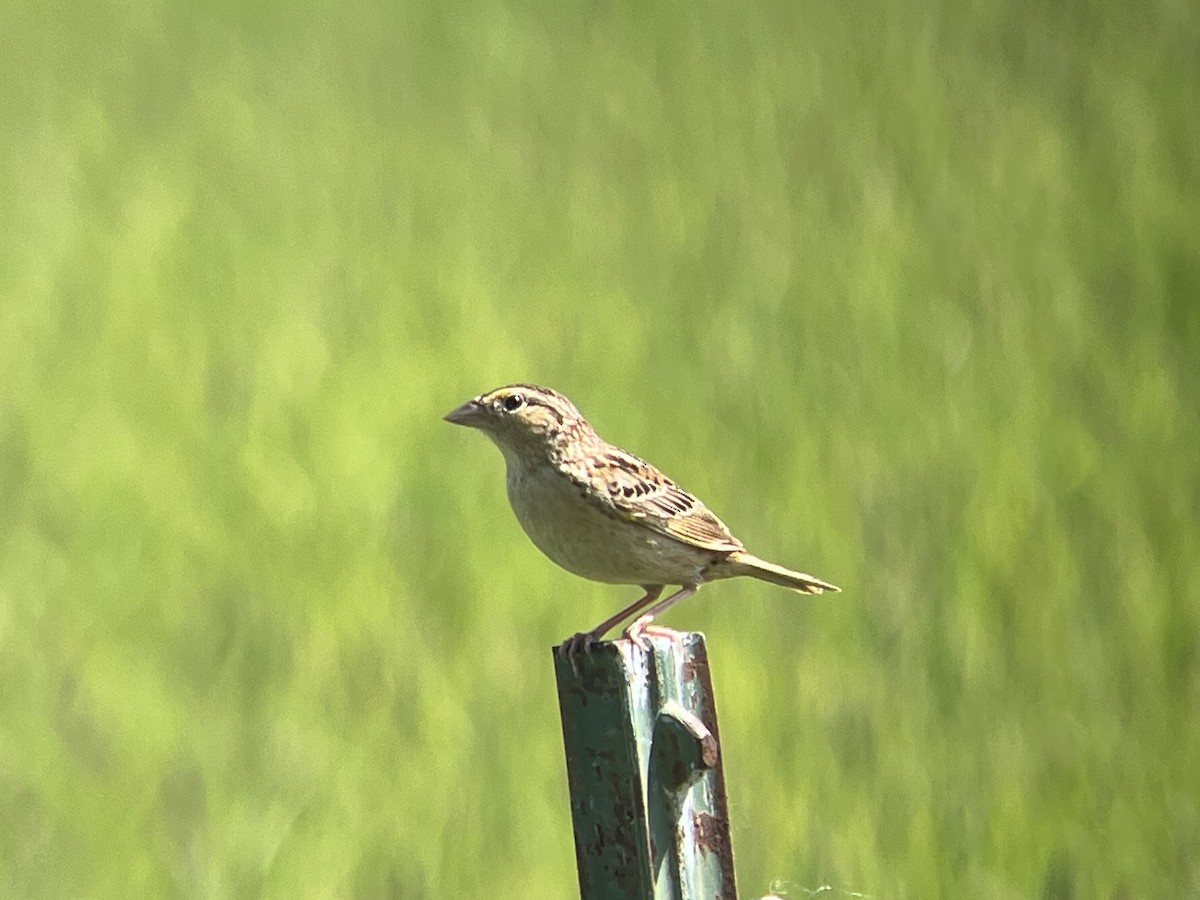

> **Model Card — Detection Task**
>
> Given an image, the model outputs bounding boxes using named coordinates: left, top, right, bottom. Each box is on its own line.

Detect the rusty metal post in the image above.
left=554, top=632, right=737, bottom=900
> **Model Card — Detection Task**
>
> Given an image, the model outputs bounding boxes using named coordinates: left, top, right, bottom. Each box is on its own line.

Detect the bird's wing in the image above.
left=576, top=447, right=743, bottom=553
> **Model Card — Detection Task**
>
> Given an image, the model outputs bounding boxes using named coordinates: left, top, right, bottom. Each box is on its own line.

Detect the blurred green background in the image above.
left=2, top=0, right=1198, bottom=897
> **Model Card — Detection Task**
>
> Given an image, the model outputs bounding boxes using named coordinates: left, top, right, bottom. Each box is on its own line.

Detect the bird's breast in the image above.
left=503, top=463, right=709, bottom=585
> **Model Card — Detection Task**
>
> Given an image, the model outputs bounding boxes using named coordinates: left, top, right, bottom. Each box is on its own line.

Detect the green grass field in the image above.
left=2, top=1, right=1198, bottom=897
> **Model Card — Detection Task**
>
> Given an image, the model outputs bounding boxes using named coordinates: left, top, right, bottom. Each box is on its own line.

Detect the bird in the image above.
left=444, top=383, right=839, bottom=654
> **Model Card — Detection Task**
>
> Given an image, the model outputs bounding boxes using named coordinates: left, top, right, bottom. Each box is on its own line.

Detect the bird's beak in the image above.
left=443, top=399, right=488, bottom=428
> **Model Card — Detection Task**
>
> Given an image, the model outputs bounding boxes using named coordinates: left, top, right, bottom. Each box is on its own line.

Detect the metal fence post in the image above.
left=554, top=632, right=737, bottom=900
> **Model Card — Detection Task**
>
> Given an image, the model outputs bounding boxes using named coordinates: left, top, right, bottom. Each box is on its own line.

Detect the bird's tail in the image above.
left=726, top=551, right=840, bottom=594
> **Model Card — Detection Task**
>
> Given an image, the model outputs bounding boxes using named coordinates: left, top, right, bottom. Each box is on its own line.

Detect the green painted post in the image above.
left=554, top=632, right=738, bottom=900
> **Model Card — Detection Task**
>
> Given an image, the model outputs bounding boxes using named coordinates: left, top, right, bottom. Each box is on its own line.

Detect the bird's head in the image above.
left=444, top=384, right=587, bottom=464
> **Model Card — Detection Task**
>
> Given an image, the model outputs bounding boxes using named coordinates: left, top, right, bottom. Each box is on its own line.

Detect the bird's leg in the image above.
left=558, top=585, right=664, bottom=675
left=622, top=584, right=698, bottom=649
left=586, top=584, right=665, bottom=641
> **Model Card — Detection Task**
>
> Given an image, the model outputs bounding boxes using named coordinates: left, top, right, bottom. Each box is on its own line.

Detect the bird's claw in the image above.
left=558, top=630, right=599, bottom=678
left=622, top=616, right=653, bottom=651
left=559, top=619, right=687, bottom=677
left=621, top=616, right=685, bottom=652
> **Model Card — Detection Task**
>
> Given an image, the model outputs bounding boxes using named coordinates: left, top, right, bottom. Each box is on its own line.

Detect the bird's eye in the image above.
left=502, top=393, right=525, bottom=412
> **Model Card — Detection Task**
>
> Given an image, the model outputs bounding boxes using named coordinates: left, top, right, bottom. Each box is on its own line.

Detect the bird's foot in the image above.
left=621, top=616, right=685, bottom=652
left=557, top=630, right=600, bottom=678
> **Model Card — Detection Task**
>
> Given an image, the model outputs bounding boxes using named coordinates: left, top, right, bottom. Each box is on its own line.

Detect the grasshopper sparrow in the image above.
left=445, top=384, right=839, bottom=651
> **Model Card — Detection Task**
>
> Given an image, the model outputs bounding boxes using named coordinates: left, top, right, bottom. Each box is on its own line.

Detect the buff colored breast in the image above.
left=505, top=461, right=711, bottom=586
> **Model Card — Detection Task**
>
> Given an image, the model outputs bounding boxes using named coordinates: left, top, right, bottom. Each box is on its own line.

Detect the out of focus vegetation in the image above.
left=1, top=0, right=1197, bottom=897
